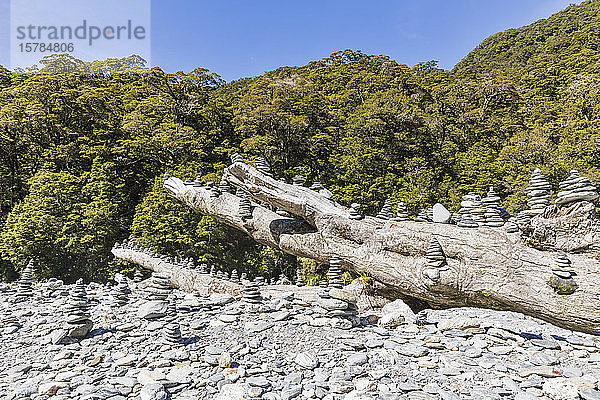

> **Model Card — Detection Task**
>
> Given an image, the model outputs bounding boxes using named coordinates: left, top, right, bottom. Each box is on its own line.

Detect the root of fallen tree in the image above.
left=160, top=162, right=600, bottom=335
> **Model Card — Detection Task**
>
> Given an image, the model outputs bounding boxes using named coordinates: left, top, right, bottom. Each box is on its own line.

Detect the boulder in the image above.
left=432, top=203, right=451, bottom=224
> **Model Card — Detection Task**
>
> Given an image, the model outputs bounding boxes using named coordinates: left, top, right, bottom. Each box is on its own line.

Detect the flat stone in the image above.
left=294, top=352, right=319, bottom=370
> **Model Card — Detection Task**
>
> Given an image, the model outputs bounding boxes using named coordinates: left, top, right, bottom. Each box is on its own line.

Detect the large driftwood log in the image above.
left=163, top=162, right=600, bottom=334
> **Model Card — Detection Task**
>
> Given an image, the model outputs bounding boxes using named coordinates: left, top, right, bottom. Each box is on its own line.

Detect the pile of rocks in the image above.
left=482, top=186, right=505, bottom=227
left=230, top=152, right=244, bottom=164
left=238, top=194, right=252, bottom=219
left=255, top=157, right=273, bottom=178
left=292, top=175, right=307, bottom=186
left=163, top=296, right=182, bottom=346
left=14, top=260, right=34, bottom=301
left=556, top=170, right=599, bottom=206
left=392, top=201, right=409, bottom=221
left=138, top=273, right=172, bottom=319
left=376, top=199, right=394, bottom=220
left=327, top=256, right=344, bottom=289
left=348, top=203, right=362, bottom=220
left=295, top=269, right=305, bottom=286
left=63, top=279, right=93, bottom=339
left=423, top=237, right=448, bottom=280
left=113, top=278, right=130, bottom=306
left=458, top=193, right=486, bottom=226
left=526, top=168, right=552, bottom=216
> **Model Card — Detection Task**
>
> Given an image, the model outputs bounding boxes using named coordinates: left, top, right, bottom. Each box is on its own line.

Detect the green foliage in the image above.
left=1, top=1, right=600, bottom=282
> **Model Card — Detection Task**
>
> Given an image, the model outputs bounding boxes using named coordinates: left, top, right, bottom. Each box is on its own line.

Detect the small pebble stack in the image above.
left=242, top=281, right=263, bottom=304
left=230, top=270, right=240, bottom=283
left=295, top=269, right=305, bottom=287
left=230, top=153, right=244, bottom=164
left=146, top=273, right=172, bottom=301
left=198, top=263, right=208, bottom=274
left=15, top=260, right=35, bottom=301
left=327, top=256, right=344, bottom=289
left=556, top=170, right=599, bottom=206
left=414, top=209, right=430, bottom=222
left=457, top=213, right=478, bottom=228
left=163, top=296, right=182, bottom=346
left=64, top=279, right=93, bottom=338
left=392, top=201, right=409, bottom=221
left=310, top=182, right=324, bottom=191
left=552, top=254, right=576, bottom=280
left=349, top=203, right=362, bottom=220
left=526, top=168, right=552, bottom=216
left=255, top=157, right=273, bottom=177
left=255, top=276, right=266, bottom=286
left=218, top=178, right=232, bottom=194
left=113, top=279, right=130, bottom=306
left=292, top=175, right=307, bottom=186
left=376, top=199, right=394, bottom=220
left=238, top=194, right=253, bottom=219
left=133, top=270, right=144, bottom=283
left=482, top=186, right=504, bottom=227
left=425, top=238, right=447, bottom=269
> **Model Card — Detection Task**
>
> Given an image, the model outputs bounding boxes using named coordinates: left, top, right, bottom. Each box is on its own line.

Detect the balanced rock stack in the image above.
left=198, top=263, right=208, bottom=274
left=208, top=182, right=220, bottom=198
left=64, top=279, right=93, bottom=338
left=457, top=212, right=478, bottom=228
left=133, top=270, right=144, bottom=283
left=315, top=288, right=358, bottom=321
left=242, top=281, right=263, bottom=304
left=526, top=168, right=552, bottom=216
left=556, top=170, right=599, bottom=206
left=138, top=273, right=172, bottom=319
left=423, top=238, right=448, bottom=281
left=296, top=269, right=305, bottom=287
left=278, top=274, right=291, bottom=285
left=348, top=203, right=362, bottom=220
left=163, top=296, right=182, bottom=346
left=482, top=186, right=504, bottom=227
left=327, top=256, right=344, bottom=289
left=15, top=260, right=35, bottom=301
left=240, top=272, right=248, bottom=282
left=193, top=176, right=203, bottom=188
left=376, top=199, right=394, bottom=220
left=458, top=193, right=486, bottom=226
left=238, top=194, right=253, bottom=219
left=292, top=175, right=307, bottom=186
left=548, top=254, right=578, bottom=295
left=255, top=157, right=273, bottom=177
left=392, top=201, right=409, bottom=221
left=219, top=178, right=232, bottom=194
left=210, top=265, right=216, bottom=277
left=505, top=218, right=520, bottom=233
left=230, top=153, right=244, bottom=164
left=230, top=270, right=240, bottom=283
left=113, top=279, right=130, bottom=306
left=414, top=209, right=430, bottom=222
left=255, top=276, right=266, bottom=286
left=216, top=271, right=224, bottom=280
left=310, top=182, right=324, bottom=191
left=319, top=279, right=328, bottom=288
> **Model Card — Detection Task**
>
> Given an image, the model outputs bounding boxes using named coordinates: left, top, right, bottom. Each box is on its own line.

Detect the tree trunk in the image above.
left=162, top=162, right=600, bottom=335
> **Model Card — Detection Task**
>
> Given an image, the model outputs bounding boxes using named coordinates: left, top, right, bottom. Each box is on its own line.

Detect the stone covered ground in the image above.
left=1, top=277, right=599, bottom=400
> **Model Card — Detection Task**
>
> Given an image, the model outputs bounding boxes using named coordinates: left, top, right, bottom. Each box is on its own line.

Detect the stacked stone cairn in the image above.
left=423, top=238, right=448, bottom=281
left=549, top=254, right=578, bottom=295
left=349, top=203, right=362, bottom=220
left=193, top=176, right=203, bottom=188
left=482, top=186, right=505, bottom=227
left=505, top=218, right=520, bottom=233
left=292, top=175, right=307, bottom=186
left=238, top=194, right=253, bottom=219
left=138, top=273, right=172, bottom=319
left=414, top=209, right=430, bottom=222
left=133, top=270, right=144, bottom=283
left=310, top=182, right=324, bottom=191
left=458, top=192, right=486, bottom=227
left=392, top=201, right=409, bottom=221
left=319, top=279, right=328, bottom=288
left=376, top=199, right=394, bottom=220
left=163, top=296, right=182, bottom=346
left=524, top=168, right=552, bottom=217
left=230, top=153, right=244, bottom=164
left=198, top=263, right=208, bottom=274
left=242, top=281, right=263, bottom=304
left=216, top=271, right=224, bottom=280
left=15, top=260, right=34, bottom=301
left=457, top=212, right=478, bottom=228
left=315, top=288, right=358, bottom=322
left=255, top=276, right=266, bottom=286
left=64, top=279, right=93, bottom=338
left=277, top=274, right=291, bottom=285
left=255, top=157, right=273, bottom=178
left=230, top=270, right=240, bottom=283
left=240, top=272, right=248, bottom=282
left=208, top=182, right=220, bottom=198
left=113, top=278, right=130, bottom=306
left=327, top=256, right=344, bottom=289
left=210, top=265, right=216, bottom=277
left=218, top=178, right=232, bottom=194
left=556, top=170, right=599, bottom=207
left=296, top=269, right=305, bottom=287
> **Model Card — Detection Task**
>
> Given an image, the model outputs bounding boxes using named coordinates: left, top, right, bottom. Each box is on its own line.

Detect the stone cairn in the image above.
left=15, top=260, right=35, bottom=301
left=505, top=218, right=520, bottom=233
left=482, top=186, right=504, bottom=227
left=198, top=263, right=208, bottom=274
left=230, top=153, right=244, bottom=164
left=296, top=269, right=305, bottom=287
left=310, top=182, right=324, bottom=191
left=423, top=237, right=447, bottom=280
left=526, top=168, right=552, bottom=217
left=207, top=182, right=220, bottom=198
left=219, top=178, right=232, bottom=194
left=414, top=209, right=431, bottom=222
left=238, top=194, right=253, bottom=219
left=549, top=254, right=578, bottom=295
left=376, top=199, right=394, bottom=220
left=193, top=176, right=203, bottom=188
left=242, top=281, right=263, bottom=304
left=113, top=278, right=131, bottom=306
left=230, top=270, right=240, bottom=284
left=64, top=279, right=93, bottom=338
left=292, top=175, right=307, bottom=186
left=349, top=203, right=362, bottom=220
left=255, top=157, right=273, bottom=177
left=133, top=270, right=144, bottom=283
left=327, top=256, right=344, bottom=289
left=216, top=271, right=225, bottom=280
left=392, top=201, right=409, bottom=221
left=163, top=296, right=182, bottom=346
left=556, top=170, right=598, bottom=207
left=240, top=272, right=248, bottom=282
left=146, top=273, right=172, bottom=301
left=210, top=265, right=216, bottom=277
left=458, top=192, right=485, bottom=227
left=277, top=274, right=291, bottom=285
left=315, top=288, right=358, bottom=321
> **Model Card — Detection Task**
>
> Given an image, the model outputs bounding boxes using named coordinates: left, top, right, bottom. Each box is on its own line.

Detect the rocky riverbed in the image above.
left=1, top=277, right=599, bottom=400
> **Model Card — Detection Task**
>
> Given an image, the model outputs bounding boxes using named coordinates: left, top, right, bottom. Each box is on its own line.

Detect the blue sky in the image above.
left=0, top=0, right=584, bottom=81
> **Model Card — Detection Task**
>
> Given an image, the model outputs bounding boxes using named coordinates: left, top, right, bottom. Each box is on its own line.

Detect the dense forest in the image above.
left=0, top=1, right=599, bottom=283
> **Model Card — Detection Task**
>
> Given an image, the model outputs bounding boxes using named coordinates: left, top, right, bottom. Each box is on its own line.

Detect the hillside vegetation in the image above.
left=1, top=1, right=600, bottom=282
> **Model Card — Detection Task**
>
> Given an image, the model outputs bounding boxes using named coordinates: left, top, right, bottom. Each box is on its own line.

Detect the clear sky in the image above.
left=0, top=0, right=584, bottom=81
